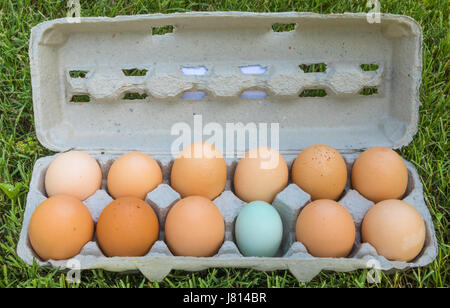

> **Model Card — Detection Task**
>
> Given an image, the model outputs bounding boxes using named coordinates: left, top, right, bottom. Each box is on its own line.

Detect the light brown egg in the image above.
left=96, top=197, right=159, bottom=257
left=296, top=199, right=355, bottom=258
left=165, top=196, right=225, bottom=257
left=107, top=152, right=162, bottom=200
left=351, top=147, right=408, bottom=203
left=233, top=147, right=288, bottom=203
left=292, top=144, right=347, bottom=200
left=171, top=142, right=227, bottom=200
left=28, top=195, right=94, bottom=260
left=361, top=199, right=426, bottom=262
left=45, top=151, right=102, bottom=200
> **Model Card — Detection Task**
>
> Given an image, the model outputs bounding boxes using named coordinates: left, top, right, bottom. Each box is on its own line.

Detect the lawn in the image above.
left=0, top=0, right=448, bottom=288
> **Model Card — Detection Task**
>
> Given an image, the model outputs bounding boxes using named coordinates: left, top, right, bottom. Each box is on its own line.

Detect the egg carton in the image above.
left=19, top=12, right=438, bottom=281
left=17, top=152, right=437, bottom=281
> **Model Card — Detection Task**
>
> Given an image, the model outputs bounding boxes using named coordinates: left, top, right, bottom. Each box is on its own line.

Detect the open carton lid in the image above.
left=30, top=12, right=422, bottom=155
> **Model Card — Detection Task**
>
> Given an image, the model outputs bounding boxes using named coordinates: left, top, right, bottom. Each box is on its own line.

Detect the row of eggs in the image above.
left=44, top=143, right=408, bottom=203
left=29, top=143, right=426, bottom=263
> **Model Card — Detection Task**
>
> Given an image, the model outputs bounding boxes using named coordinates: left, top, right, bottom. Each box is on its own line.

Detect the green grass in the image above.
left=0, top=0, right=448, bottom=288
left=299, top=89, right=328, bottom=97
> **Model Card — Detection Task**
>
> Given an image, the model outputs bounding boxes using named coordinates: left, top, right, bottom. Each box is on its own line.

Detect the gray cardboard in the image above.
left=18, top=12, right=437, bottom=282
left=84, top=190, right=113, bottom=222
left=29, top=12, right=422, bottom=153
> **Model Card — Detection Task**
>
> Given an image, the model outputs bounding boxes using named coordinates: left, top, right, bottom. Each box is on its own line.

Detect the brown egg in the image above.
left=107, top=152, right=162, bottom=200
left=296, top=199, right=355, bottom=258
left=292, top=144, right=347, bottom=200
left=45, top=151, right=102, bottom=200
left=165, top=196, right=225, bottom=257
left=96, top=197, right=159, bottom=257
left=171, top=142, right=227, bottom=200
left=234, top=147, right=288, bottom=203
left=351, top=147, right=408, bottom=203
left=28, top=195, right=94, bottom=260
left=361, top=199, right=426, bottom=261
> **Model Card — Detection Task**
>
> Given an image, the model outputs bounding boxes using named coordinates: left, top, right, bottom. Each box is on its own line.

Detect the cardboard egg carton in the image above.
left=17, top=153, right=437, bottom=281
left=18, top=12, right=438, bottom=281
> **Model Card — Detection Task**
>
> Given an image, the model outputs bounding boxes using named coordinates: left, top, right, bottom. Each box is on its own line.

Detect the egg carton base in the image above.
left=17, top=153, right=438, bottom=282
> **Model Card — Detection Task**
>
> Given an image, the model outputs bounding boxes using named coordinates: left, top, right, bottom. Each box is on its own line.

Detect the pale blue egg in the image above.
left=234, top=201, right=283, bottom=257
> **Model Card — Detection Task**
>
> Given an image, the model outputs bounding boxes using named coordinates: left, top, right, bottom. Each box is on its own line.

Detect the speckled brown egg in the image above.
left=292, top=144, right=347, bottom=200
left=351, top=147, right=408, bottom=203
left=165, top=196, right=225, bottom=257
left=233, top=147, right=288, bottom=203
left=28, top=195, right=94, bottom=260
left=96, top=197, right=159, bottom=257
left=296, top=199, right=356, bottom=258
left=45, top=151, right=102, bottom=200
left=171, top=142, right=227, bottom=200
left=361, top=199, right=426, bottom=262
left=107, top=152, right=163, bottom=200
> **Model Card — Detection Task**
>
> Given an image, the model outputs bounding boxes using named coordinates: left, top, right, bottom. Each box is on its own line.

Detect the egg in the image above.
left=28, top=195, right=94, bottom=260
left=296, top=199, right=355, bottom=258
left=165, top=196, right=225, bottom=257
left=170, top=142, right=227, bottom=200
left=361, top=199, right=425, bottom=261
left=107, top=152, right=162, bottom=200
left=96, top=197, right=159, bottom=257
left=234, top=147, right=288, bottom=203
left=351, top=147, right=408, bottom=203
left=292, top=144, right=347, bottom=200
left=45, top=151, right=102, bottom=200
left=234, top=201, right=283, bottom=257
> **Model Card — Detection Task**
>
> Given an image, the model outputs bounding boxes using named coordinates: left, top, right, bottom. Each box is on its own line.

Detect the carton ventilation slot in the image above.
left=65, top=62, right=383, bottom=103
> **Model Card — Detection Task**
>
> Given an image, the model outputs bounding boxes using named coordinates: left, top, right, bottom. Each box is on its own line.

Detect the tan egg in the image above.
left=171, top=142, right=227, bottom=200
left=28, top=195, right=94, bottom=260
left=362, top=199, right=425, bottom=261
left=352, top=147, right=408, bottom=203
left=234, top=147, right=288, bottom=203
left=96, top=197, right=159, bottom=257
left=292, top=144, right=347, bottom=200
left=296, top=199, right=355, bottom=258
left=45, top=151, right=102, bottom=200
left=165, top=196, right=225, bottom=257
left=107, top=152, right=162, bottom=200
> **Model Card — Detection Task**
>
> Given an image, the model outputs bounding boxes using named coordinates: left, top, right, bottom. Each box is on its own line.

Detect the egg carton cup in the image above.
left=17, top=153, right=438, bottom=282
left=20, top=12, right=437, bottom=281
